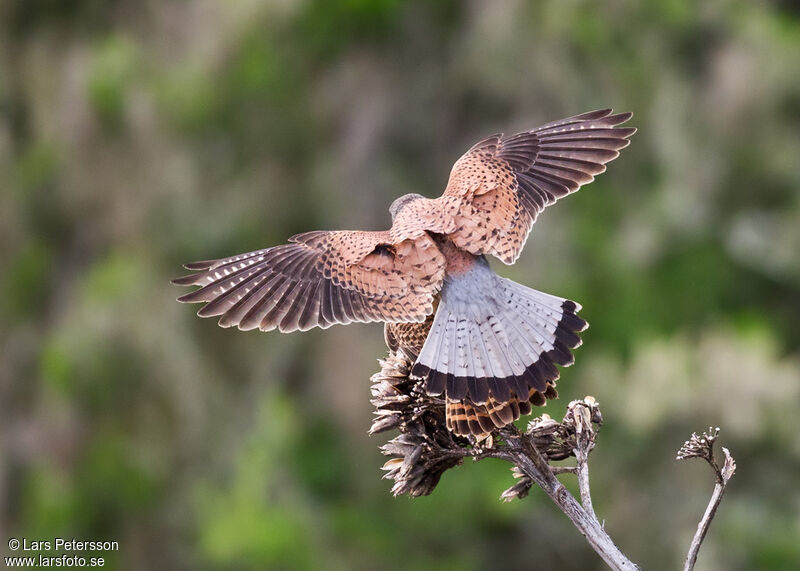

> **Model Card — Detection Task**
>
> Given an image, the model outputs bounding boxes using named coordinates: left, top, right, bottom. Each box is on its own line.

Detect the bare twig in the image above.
left=678, top=428, right=737, bottom=571
left=501, top=400, right=636, bottom=571
left=570, top=396, right=600, bottom=521
left=502, top=436, right=636, bottom=570
left=575, top=445, right=596, bottom=520
left=551, top=465, right=577, bottom=475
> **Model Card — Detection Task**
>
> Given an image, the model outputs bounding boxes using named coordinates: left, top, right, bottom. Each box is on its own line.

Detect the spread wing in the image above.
left=172, top=230, right=445, bottom=332
left=423, top=109, right=636, bottom=264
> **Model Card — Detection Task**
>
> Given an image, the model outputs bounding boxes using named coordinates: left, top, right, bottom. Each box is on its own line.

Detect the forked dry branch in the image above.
left=371, top=352, right=736, bottom=570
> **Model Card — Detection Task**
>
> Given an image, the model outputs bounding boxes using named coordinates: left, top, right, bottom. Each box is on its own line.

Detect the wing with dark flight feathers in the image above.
left=172, top=230, right=446, bottom=332
left=174, top=109, right=634, bottom=332
left=416, top=108, right=636, bottom=264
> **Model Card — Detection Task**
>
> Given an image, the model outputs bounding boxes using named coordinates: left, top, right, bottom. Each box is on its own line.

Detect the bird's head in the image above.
left=389, top=193, right=425, bottom=222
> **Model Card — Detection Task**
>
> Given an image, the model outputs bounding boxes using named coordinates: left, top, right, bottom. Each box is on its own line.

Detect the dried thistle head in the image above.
left=370, top=352, right=606, bottom=498
left=370, top=351, right=465, bottom=497
left=369, top=353, right=417, bottom=435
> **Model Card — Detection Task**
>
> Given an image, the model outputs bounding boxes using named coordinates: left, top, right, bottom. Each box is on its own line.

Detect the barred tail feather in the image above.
left=446, top=384, right=559, bottom=436
left=411, top=260, right=585, bottom=434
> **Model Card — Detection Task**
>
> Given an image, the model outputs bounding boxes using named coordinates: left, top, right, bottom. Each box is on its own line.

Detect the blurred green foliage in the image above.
left=1, top=1, right=799, bottom=569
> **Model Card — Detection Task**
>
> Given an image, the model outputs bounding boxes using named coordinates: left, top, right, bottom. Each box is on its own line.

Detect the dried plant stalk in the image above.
left=370, top=350, right=736, bottom=571
left=678, top=428, right=737, bottom=571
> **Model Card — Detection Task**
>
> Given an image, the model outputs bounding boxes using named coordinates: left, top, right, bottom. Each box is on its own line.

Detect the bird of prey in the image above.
left=173, top=109, right=635, bottom=436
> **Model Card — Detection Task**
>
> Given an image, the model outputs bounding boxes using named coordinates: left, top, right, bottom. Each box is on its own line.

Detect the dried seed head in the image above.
left=525, top=396, right=602, bottom=461
left=370, top=353, right=605, bottom=499
left=370, top=350, right=463, bottom=497
left=677, top=427, right=736, bottom=485
left=676, top=427, right=720, bottom=462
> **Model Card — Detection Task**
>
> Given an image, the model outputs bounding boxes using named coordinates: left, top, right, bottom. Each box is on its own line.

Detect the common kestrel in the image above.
left=173, top=109, right=635, bottom=435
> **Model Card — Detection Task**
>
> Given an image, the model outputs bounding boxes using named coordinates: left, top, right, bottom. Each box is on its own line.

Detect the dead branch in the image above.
left=371, top=352, right=737, bottom=570
left=677, top=428, right=737, bottom=571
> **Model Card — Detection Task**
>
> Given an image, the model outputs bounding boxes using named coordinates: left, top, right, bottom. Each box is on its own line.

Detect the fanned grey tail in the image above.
left=410, top=265, right=586, bottom=414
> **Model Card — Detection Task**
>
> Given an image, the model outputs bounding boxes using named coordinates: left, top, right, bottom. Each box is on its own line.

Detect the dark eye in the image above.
left=372, top=244, right=395, bottom=257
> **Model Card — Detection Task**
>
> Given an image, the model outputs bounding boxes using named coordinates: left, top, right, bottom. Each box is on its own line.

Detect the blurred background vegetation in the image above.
left=1, top=1, right=799, bottom=569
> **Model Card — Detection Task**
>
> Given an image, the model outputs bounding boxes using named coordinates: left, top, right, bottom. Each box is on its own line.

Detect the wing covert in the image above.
left=423, top=109, right=635, bottom=264
left=172, top=230, right=445, bottom=332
